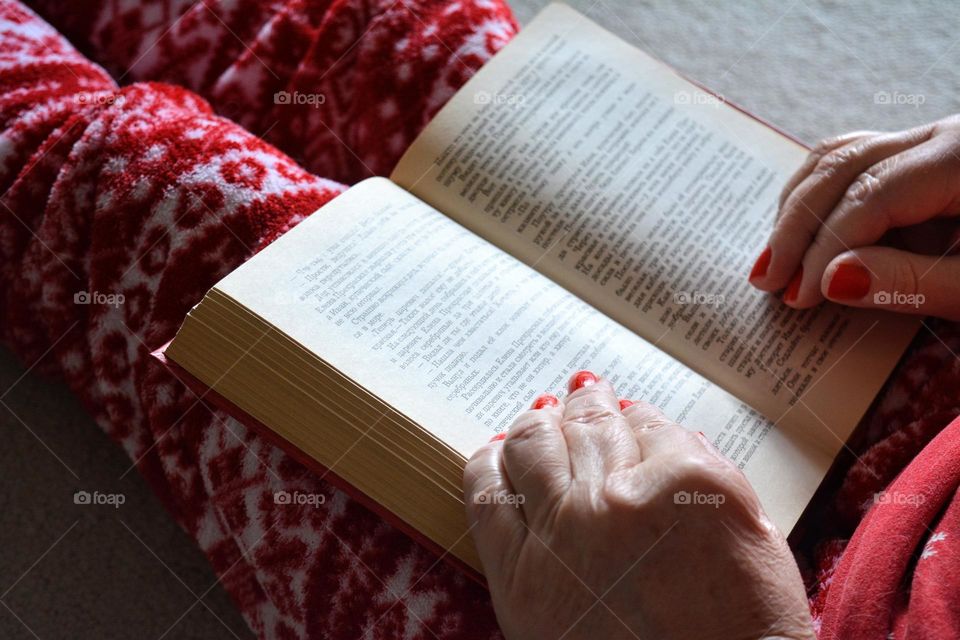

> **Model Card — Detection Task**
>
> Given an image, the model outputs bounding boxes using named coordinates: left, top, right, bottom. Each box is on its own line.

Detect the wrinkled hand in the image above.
left=749, top=115, right=960, bottom=319
left=464, top=372, right=813, bottom=640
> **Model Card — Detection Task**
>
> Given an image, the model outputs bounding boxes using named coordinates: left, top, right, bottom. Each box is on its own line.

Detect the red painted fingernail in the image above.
left=783, top=267, right=803, bottom=303
left=826, top=263, right=871, bottom=300
left=532, top=394, right=559, bottom=409
left=618, top=399, right=634, bottom=410
left=568, top=370, right=598, bottom=393
left=749, top=246, right=772, bottom=280
left=489, top=433, right=506, bottom=442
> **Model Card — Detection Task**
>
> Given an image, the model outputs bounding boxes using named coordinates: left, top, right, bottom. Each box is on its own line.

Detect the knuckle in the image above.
left=602, top=470, right=643, bottom=508
left=909, top=122, right=937, bottom=143
left=890, top=258, right=922, bottom=300
left=623, top=400, right=669, bottom=427
left=839, top=169, right=883, bottom=211
left=669, top=451, right=724, bottom=485
left=813, top=147, right=856, bottom=179
left=930, top=117, right=958, bottom=135
left=663, top=453, right=749, bottom=508
left=565, top=400, right=621, bottom=428
left=504, top=412, right=557, bottom=446
left=813, top=135, right=845, bottom=156
left=627, top=399, right=660, bottom=413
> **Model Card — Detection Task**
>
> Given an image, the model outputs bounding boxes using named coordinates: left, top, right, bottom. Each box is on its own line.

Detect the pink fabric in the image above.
left=4, top=0, right=960, bottom=637
left=817, top=415, right=960, bottom=639
left=803, top=321, right=960, bottom=638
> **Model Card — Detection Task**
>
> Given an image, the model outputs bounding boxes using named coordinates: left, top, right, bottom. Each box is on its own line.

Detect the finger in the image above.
left=786, top=136, right=960, bottom=308
left=463, top=442, right=526, bottom=575
left=753, top=126, right=933, bottom=293
left=620, top=400, right=699, bottom=459
left=777, top=130, right=879, bottom=210
left=531, top=393, right=559, bottom=409
left=501, top=401, right=572, bottom=525
left=821, top=247, right=960, bottom=320
left=561, top=375, right=642, bottom=480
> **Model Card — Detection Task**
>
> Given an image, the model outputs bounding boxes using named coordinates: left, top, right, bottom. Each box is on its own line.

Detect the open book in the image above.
left=164, top=3, right=919, bottom=573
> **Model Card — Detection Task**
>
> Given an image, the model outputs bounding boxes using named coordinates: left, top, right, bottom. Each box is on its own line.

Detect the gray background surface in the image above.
left=2, top=1, right=958, bottom=638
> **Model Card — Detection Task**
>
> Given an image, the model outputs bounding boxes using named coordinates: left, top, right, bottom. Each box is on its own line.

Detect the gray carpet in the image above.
left=0, top=346, right=254, bottom=640
left=2, top=1, right=959, bottom=638
left=513, top=0, right=960, bottom=142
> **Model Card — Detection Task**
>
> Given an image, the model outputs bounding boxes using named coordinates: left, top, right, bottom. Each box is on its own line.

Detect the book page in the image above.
left=213, top=177, right=822, bottom=530
left=391, top=2, right=919, bottom=450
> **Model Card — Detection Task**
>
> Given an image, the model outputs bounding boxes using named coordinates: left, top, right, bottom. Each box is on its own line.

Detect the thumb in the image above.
left=821, top=246, right=960, bottom=319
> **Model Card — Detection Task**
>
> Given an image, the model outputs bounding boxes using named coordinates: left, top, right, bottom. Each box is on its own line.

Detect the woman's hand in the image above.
left=749, top=116, right=960, bottom=319
left=464, top=372, right=814, bottom=640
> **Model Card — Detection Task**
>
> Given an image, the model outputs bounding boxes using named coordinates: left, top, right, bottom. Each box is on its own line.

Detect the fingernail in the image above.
left=532, top=394, right=559, bottom=409
left=826, top=263, right=871, bottom=300
left=749, top=246, right=772, bottom=280
left=783, top=266, right=803, bottom=303
left=568, top=370, right=598, bottom=393
left=489, top=433, right=506, bottom=442
left=618, top=399, right=634, bottom=410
